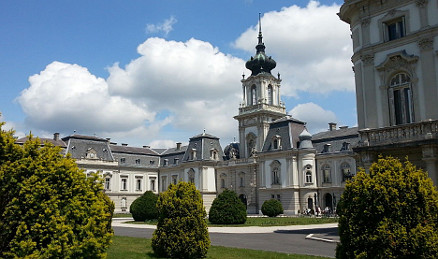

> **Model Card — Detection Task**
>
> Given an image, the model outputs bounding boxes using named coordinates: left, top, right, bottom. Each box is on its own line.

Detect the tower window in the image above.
left=268, top=85, right=273, bottom=105
left=251, top=85, right=257, bottom=105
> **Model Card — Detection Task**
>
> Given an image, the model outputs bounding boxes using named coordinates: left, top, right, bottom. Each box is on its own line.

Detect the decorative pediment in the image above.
left=376, top=50, right=418, bottom=73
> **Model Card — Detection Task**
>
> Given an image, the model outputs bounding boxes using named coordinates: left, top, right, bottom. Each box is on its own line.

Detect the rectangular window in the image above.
left=385, top=17, right=405, bottom=41
left=105, top=178, right=111, bottom=190
left=172, top=175, right=178, bottom=185
left=121, top=177, right=128, bottom=191
left=150, top=160, right=155, bottom=165
left=161, top=176, right=167, bottom=191
left=174, top=158, right=179, bottom=165
left=240, top=177, right=244, bottom=187
left=276, top=194, right=281, bottom=201
left=150, top=177, right=156, bottom=191
left=136, top=177, right=142, bottom=191
left=323, top=169, right=331, bottom=183
left=120, top=158, right=126, bottom=164
left=135, top=159, right=140, bottom=164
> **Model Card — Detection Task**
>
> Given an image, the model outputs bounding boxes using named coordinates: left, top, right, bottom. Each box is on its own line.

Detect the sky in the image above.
left=0, top=0, right=355, bottom=149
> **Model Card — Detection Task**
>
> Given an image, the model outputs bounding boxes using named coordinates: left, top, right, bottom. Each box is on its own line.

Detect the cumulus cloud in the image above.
left=234, top=1, right=353, bottom=96
left=107, top=37, right=244, bottom=140
left=146, top=16, right=177, bottom=36
left=17, top=61, right=154, bottom=134
left=289, top=102, right=337, bottom=133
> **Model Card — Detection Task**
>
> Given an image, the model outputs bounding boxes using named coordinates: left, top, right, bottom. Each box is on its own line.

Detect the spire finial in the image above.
left=258, top=12, right=263, bottom=45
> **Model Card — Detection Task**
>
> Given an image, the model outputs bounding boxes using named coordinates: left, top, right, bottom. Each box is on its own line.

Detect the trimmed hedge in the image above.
left=209, top=189, right=247, bottom=224
left=130, top=191, right=158, bottom=221
left=336, top=156, right=438, bottom=258
left=261, top=199, right=283, bottom=217
left=152, top=182, right=210, bottom=258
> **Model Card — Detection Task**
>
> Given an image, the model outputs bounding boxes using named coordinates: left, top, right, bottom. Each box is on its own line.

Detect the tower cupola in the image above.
left=245, top=14, right=276, bottom=76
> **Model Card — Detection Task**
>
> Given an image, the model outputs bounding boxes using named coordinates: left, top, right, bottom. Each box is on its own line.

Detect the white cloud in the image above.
left=107, top=37, right=244, bottom=140
left=289, top=102, right=337, bottom=134
left=146, top=16, right=177, bottom=36
left=17, top=61, right=154, bottom=135
left=234, top=1, right=353, bottom=96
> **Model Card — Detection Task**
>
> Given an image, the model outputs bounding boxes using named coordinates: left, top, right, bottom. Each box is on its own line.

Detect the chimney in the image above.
left=176, top=142, right=182, bottom=150
left=328, top=122, right=337, bottom=131
left=339, top=126, right=348, bottom=129
left=143, top=145, right=150, bottom=148
left=106, top=137, right=111, bottom=142
left=53, top=133, right=60, bottom=141
left=121, top=143, right=128, bottom=146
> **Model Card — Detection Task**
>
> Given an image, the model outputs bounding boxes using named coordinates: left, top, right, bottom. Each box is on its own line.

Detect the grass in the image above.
left=107, top=235, right=330, bottom=259
left=123, top=216, right=338, bottom=227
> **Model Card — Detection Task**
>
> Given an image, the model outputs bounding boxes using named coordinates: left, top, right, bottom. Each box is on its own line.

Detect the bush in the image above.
left=209, top=189, right=247, bottom=224
left=152, top=182, right=210, bottom=258
left=261, top=199, right=283, bottom=217
left=336, top=156, right=438, bottom=259
left=130, top=191, right=158, bottom=221
left=0, top=124, right=114, bottom=258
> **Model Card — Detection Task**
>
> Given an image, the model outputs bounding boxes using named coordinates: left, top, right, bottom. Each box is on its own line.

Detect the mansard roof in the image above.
left=262, top=115, right=307, bottom=152
left=312, top=127, right=359, bottom=154
left=15, top=136, right=67, bottom=148
left=63, top=134, right=114, bottom=161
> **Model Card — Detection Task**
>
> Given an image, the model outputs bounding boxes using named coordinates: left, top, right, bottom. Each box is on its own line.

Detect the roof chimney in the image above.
left=121, top=143, right=128, bottom=146
left=176, top=142, right=182, bottom=150
left=328, top=122, right=337, bottom=131
left=339, top=126, right=348, bottom=129
left=53, top=133, right=60, bottom=141
left=143, top=145, right=150, bottom=148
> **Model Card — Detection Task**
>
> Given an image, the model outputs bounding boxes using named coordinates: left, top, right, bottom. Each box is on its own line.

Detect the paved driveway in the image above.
left=112, top=220, right=338, bottom=258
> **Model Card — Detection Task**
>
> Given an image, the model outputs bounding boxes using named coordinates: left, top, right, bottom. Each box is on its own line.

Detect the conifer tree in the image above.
left=0, top=121, right=114, bottom=258
left=152, top=182, right=210, bottom=258
left=336, top=156, right=438, bottom=258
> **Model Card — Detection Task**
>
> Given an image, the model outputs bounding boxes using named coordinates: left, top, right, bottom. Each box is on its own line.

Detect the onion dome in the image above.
left=299, top=128, right=313, bottom=149
left=245, top=15, right=276, bottom=76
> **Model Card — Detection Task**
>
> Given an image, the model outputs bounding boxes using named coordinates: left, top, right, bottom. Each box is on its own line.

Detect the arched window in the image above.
left=341, top=162, right=352, bottom=182
left=322, top=164, right=331, bottom=183
left=271, top=160, right=281, bottom=185
left=305, top=165, right=312, bottom=183
left=220, top=173, right=227, bottom=188
left=267, top=85, right=273, bottom=105
left=188, top=169, right=195, bottom=184
left=389, top=73, right=413, bottom=125
left=210, top=149, right=218, bottom=160
left=272, top=135, right=281, bottom=150
left=246, top=133, right=256, bottom=157
left=251, top=85, right=257, bottom=105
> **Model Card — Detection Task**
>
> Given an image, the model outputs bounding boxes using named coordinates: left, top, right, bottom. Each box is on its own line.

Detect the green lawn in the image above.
left=122, top=217, right=338, bottom=227
left=107, top=236, right=330, bottom=259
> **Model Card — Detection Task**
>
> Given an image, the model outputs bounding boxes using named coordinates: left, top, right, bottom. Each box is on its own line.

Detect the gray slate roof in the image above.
left=312, top=127, right=359, bottom=154
left=62, top=134, right=114, bottom=161
left=262, top=116, right=306, bottom=152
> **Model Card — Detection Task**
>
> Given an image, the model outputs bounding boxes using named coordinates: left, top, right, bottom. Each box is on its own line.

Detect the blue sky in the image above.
left=0, top=0, right=355, bottom=148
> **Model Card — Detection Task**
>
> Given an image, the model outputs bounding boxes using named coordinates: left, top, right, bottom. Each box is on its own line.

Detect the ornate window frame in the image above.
left=322, top=164, right=331, bottom=183
left=376, top=51, right=418, bottom=126
left=270, top=160, right=281, bottom=185
left=378, top=9, right=410, bottom=42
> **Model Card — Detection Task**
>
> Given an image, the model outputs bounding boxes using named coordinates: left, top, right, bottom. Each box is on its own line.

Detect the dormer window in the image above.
left=190, top=149, right=197, bottom=160
left=163, top=159, right=168, bottom=166
left=174, top=158, right=179, bottom=165
left=86, top=148, right=97, bottom=159
left=272, top=135, right=281, bottom=150
left=210, top=149, right=218, bottom=160
left=135, top=159, right=140, bottom=164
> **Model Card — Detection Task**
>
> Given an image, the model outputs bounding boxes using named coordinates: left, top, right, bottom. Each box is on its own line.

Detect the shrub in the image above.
left=336, top=156, right=438, bottom=259
left=152, top=182, right=210, bottom=258
left=130, top=191, right=158, bottom=221
left=261, top=199, right=283, bottom=217
left=209, top=189, right=247, bottom=224
left=0, top=124, right=114, bottom=258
